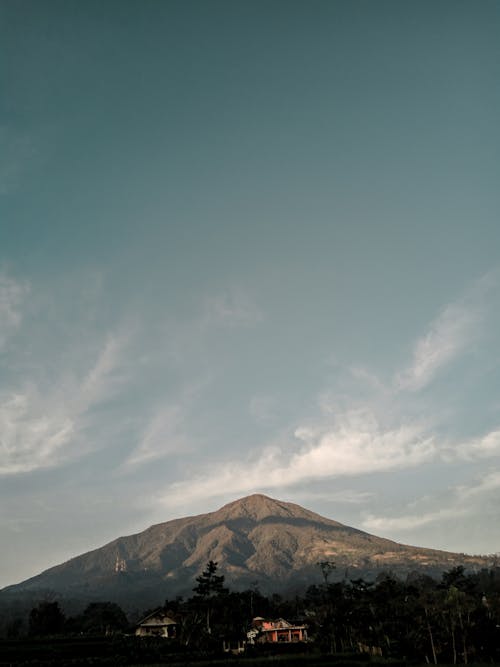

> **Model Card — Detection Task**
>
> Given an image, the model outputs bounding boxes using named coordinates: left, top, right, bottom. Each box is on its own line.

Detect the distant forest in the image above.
left=2, top=564, right=500, bottom=665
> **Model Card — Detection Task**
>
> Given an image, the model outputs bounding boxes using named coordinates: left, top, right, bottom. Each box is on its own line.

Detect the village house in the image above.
left=248, top=616, right=308, bottom=644
left=222, top=635, right=247, bottom=654
left=135, top=609, right=178, bottom=638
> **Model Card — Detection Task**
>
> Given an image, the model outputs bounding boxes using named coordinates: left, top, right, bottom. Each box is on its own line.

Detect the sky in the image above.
left=1, top=0, right=500, bottom=588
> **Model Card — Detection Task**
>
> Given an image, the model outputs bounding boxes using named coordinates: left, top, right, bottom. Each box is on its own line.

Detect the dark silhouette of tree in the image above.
left=441, top=566, right=469, bottom=592
left=28, top=601, right=65, bottom=636
left=193, top=560, right=227, bottom=635
left=79, top=601, right=128, bottom=635
left=318, top=560, right=336, bottom=585
left=193, top=560, right=226, bottom=598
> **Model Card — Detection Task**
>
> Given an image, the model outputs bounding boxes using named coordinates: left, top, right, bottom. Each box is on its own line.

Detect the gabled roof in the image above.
left=136, top=609, right=177, bottom=627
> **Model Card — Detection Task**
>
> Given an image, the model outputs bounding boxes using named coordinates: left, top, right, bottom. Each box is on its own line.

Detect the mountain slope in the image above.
left=1, top=494, right=491, bottom=609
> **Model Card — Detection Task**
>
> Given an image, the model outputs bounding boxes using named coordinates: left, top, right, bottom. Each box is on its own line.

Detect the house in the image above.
left=222, top=636, right=246, bottom=654
left=135, top=609, right=178, bottom=638
left=248, top=617, right=308, bottom=643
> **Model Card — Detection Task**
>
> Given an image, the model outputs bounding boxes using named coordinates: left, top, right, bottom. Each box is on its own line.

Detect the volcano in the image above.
left=1, top=494, right=491, bottom=610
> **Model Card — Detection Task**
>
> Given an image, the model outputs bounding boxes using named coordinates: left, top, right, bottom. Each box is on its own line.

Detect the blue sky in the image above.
left=1, top=0, right=500, bottom=587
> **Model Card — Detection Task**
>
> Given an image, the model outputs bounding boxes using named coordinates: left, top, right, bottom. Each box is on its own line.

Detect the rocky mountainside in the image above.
left=1, top=494, right=492, bottom=610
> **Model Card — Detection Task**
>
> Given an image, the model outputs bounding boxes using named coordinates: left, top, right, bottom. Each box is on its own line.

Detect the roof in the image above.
left=136, top=609, right=177, bottom=627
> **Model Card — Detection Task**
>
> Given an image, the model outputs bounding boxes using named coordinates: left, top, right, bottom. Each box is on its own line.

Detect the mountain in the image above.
left=0, top=494, right=492, bottom=611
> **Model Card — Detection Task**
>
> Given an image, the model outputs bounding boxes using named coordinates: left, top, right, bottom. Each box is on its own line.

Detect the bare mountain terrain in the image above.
left=1, top=494, right=492, bottom=610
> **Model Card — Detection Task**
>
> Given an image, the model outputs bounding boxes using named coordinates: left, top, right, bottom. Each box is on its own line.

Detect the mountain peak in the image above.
left=215, top=494, right=329, bottom=523
left=218, top=494, right=287, bottom=519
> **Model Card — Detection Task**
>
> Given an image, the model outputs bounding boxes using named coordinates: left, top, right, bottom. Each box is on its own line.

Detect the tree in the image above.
left=318, top=561, right=336, bottom=585
left=28, top=601, right=65, bottom=636
left=79, top=602, right=128, bottom=635
left=193, top=560, right=227, bottom=634
left=193, top=560, right=226, bottom=598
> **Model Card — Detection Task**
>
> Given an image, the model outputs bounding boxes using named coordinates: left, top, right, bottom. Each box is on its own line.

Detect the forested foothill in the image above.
left=2, top=564, right=500, bottom=665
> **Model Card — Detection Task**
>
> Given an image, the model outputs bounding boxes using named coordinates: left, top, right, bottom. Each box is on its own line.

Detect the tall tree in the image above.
left=193, top=560, right=227, bottom=634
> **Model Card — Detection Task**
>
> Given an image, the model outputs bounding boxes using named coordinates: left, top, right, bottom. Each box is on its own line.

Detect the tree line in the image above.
left=5, top=563, right=500, bottom=663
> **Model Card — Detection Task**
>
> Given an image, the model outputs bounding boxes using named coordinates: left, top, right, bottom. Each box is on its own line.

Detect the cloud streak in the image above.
left=124, top=403, right=192, bottom=468
left=397, top=301, right=480, bottom=391
left=155, top=272, right=500, bottom=525
left=396, top=272, right=497, bottom=392
left=123, top=379, right=208, bottom=469
left=0, top=333, right=129, bottom=475
left=362, top=506, right=470, bottom=533
left=159, top=410, right=500, bottom=511
left=161, top=409, right=437, bottom=507
left=361, top=469, right=500, bottom=535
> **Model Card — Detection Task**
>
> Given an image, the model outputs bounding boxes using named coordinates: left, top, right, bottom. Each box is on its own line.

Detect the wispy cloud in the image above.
left=159, top=397, right=500, bottom=511
left=454, top=469, right=500, bottom=500
left=124, top=403, right=192, bottom=468
left=361, top=467, right=500, bottom=536
left=397, top=302, right=479, bottom=391
left=362, top=506, right=469, bottom=533
left=0, top=271, right=29, bottom=349
left=154, top=272, right=500, bottom=516
left=295, top=489, right=375, bottom=505
left=0, top=389, right=74, bottom=475
left=123, top=381, right=206, bottom=468
left=449, top=430, right=500, bottom=462
left=160, top=409, right=436, bottom=507
left=79, top=334, right=129, bottom=409
left=396, top=274, right=496, bottom=392
left=0, top=333, right=129, bottom=475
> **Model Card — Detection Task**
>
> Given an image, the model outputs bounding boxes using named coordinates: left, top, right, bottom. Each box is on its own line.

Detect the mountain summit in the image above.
left=2, top=494, right=491, bottom=609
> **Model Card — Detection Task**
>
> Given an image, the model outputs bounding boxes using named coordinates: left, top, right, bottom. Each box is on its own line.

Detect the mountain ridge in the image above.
left=1, top=494, right=492, bottom=610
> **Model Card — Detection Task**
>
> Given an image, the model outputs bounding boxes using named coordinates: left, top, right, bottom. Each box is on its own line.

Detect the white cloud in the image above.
left=361, top=467, right=500, bottom=536
left=123, top=381, right=206, bottom=468
left=397, top=301, right=480, bottom=391
left=362, top=506, right=469, bottom=533
left=0, top=333, right=129, bottom=475
left=158, top=385, right=500, bottom=510
left=295, top=489, right=375, bottom=505
left=154, top=272, right=500, bottom=516
left=450, top=431, right=500, bottom=461
left=396, top=273, right=498, bottom=392
left=454, top=469, right=500, bottom=500
left=124, top=403, right=192, bottom=467
left=161, top=409, right=437, bottom=507
left=0, top=389, right=75, bottom=475
left=79, top=334, right=129, bottom=408
left=0, top=272, right=28, bottom=349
